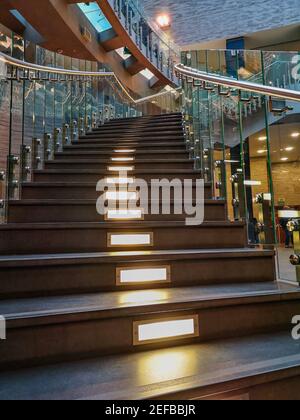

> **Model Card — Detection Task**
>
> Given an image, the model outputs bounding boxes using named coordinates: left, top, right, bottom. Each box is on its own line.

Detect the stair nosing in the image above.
left=1, top=282, right=299, bottom=327
left=0, top=248, right=275, bottom=267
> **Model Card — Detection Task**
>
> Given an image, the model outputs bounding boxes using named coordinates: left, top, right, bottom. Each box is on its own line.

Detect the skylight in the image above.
left=78, top=2, right=112, bottom=33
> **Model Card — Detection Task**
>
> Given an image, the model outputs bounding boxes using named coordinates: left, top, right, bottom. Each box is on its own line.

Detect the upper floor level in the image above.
left=0, top=0, right=179, bottom=96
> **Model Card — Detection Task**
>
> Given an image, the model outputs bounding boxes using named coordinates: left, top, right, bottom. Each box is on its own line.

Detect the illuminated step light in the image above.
left=116, top=266, right=171, bottom=286
left=114, top=149, right=136, bottom=154
left=105, top=209, right=143, bottom=220
left=105, top=191, right=138, bottom=201
left=108, top=166, right=135, bottom=172
left=111, top=157, right=135, bottom=162
left=133, top=315, right=199, bottom=346
left=108, top=233, right=153, bottom=247
left=106, top=177, right=135, bottom=185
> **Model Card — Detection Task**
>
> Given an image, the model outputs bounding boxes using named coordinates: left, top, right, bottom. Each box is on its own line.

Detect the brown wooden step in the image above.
left=8, top=199, right=226, bottom=223
left=21, top=182, right=212, bottom=200
left=68, top=142, right=187, bottom=151
left=0, top=282, right=298, bottom=370
left=55, top=150, right=189, bottom=160
left=0, top=221, right=247, bottom=255
left=78, top=135, right=185, bottom=143
left=0, top=331, right=298, bottom=400
left=44, top=159, right=195, bottom=171
left=91, top=125, right=183, bottom=133
left=0, top=249, right=276, bottom=298
left=32, top=169, right=203, bottom=183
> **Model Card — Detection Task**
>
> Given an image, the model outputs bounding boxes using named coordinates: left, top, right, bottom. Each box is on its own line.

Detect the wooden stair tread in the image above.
left=33, top=168, right=202, bottom=174
left=0, top=220, right=245, bottom=230
left=1, top=282, right=298, bottom=323
left=0, top=331, right=298, bottom=400
left=9, top=199, right=225, bottom=205
left=0, top=248, right=275, bottom=266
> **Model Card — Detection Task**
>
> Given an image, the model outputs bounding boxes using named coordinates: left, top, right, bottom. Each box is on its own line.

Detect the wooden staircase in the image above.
left=0, top=113, right=300, bottom=400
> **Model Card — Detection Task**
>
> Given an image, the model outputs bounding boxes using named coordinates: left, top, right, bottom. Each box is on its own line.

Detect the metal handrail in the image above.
left=175, top=63, right=300, bottom=102
left=0, top=52, right=178, bottom=105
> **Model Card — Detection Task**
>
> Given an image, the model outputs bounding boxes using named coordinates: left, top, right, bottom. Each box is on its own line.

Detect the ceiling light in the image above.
left=257, top=149, right=267, bottom=154
left=258, top=136, right=267, bottom=141
left=156, top=14, right=171, bottom=29
left=281, top=157, right=289, bottom=161
left=244, top=180, right=262, bottom=186
left=285, top=147, right=294, bottom=152
left=291, top=132, right=300, bottom=138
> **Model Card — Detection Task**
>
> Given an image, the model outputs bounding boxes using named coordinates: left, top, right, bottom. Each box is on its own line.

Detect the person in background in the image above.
left=279, top=206, right=293, bottom=248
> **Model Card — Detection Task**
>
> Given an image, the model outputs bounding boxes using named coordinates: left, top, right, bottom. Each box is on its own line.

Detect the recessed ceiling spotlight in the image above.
left=156, top=14, right=171, bottom=29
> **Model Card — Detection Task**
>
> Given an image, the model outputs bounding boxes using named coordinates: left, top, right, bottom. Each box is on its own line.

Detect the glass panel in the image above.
left=78, top=2, right=112, bottom=32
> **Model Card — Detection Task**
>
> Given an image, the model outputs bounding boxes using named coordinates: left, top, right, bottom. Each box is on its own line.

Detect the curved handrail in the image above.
left=175, top=63, right=300, bottom=102
left=0, top=52, right=179, bottom=105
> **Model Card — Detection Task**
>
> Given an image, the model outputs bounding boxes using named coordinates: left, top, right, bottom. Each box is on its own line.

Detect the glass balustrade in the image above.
left=0, top=24, right=180, bottom=225
left=180, top=49, right=300, bottom=285
left=111, top=0, right=179, bottom=82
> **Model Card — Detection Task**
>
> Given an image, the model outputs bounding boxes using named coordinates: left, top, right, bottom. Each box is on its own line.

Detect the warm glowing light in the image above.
left=108, top=166, right=135, bottom=172
left=138, top=349, right=196, bottom=383
left=244, top=180, right=262, bottom=186
left=117, top=266, right=170, bottom=285
left=111, top=157, right=135, bottom=162
left=285, top=147, right=294, bottom=152
left=281, top=157, right=289, bottom=161
left=106, top=177, right=135, bottom=184
left=105, top=191, right=138, bottom=200
left=108, top=233, right=153, bottom=247
left=291, top=132, right=300, bottom=138
left=258, top=136, right=267, bottom=141
left=106, top=209, right=143, bottom=220
left=134, top=316, right=199, bottom=345
left=114, top=149, right=136, bottom=154
left=278, top=210, right=300, bottom=218
left=257, top=149, right=267, bottom=154
left=118, top=290, right=169, bottom=305
left=156, top=14, right=171, bottom=29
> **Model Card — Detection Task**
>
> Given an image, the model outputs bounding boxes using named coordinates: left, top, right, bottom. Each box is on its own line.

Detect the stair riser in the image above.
left=85, top=131, right=183, bottom=137
left=22, top=185, right=212, bottom=200
left=78, top=136, right=185, bottom=143
left=0, top=225, right=246, bottom=255
left=0, top=299, right=296, bottom=370
left=92, top=124, right=183, bottom=131
left=68, top=144, right=187, bottom=152
left=33, top=172, right=203, bottom=183
left=8, top=202, right=226, bottom=223
left=0, top=255, right=275, bottom=299
left=44, top=161, right=195, bottom=170
left=55, top=152, right=190, bottom=160
left=104, top=117, right=182, bottom=125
